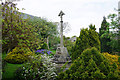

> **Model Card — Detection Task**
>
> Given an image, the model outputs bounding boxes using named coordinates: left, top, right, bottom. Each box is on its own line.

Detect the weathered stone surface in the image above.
left=53, top=46, right=71, bottom=63
left=53, top=11, right=71, bottom=70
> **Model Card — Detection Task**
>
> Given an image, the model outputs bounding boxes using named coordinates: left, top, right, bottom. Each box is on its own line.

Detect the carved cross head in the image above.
left=58, top=10, right=65, bottom=17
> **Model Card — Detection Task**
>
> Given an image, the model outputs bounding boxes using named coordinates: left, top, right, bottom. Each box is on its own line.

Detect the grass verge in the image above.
left=2, top=53, right=24, bottom=79
left=2, top=63, right=24, bottom=79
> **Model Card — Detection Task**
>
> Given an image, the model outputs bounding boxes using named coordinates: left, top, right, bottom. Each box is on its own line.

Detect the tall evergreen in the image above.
left=99, top=17, right=112, bottom=53
left=89, top=24, right=96, bottom=31
left=71, top=26, right=100, bottom=61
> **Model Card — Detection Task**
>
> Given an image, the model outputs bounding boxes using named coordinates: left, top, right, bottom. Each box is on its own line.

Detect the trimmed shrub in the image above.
left=5, top=47, right=32, bottom=64
left=57, top=47, right=119, bottom=79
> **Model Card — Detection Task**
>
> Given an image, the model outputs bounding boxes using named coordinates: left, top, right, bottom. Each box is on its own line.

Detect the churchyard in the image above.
left=1, top=1, right=120, bottom=80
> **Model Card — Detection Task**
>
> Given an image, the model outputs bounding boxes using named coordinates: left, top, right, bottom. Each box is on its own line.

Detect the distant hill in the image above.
left=20, top=12, right=39, bottom=19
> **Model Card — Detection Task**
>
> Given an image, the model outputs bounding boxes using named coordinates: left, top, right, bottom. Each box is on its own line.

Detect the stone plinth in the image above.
left=53, top=46, right=71, bottom=63
left=53, top=45, right=71, bottom=71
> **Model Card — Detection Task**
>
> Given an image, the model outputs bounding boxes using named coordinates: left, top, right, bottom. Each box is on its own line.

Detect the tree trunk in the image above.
left=47, top=36, right=49, bottom=50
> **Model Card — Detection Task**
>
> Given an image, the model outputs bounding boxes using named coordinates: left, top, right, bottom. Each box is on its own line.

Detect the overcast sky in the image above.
left=14, top=0, right=119, bottom=37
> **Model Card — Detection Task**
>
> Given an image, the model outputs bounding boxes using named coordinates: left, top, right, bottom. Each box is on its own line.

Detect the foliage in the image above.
left=2, top=1, right=40, bottom=52
left=100, top=14, right=120, bottom=53
left=102, top=52, right=120, bottom=71
left=49, top=35, right=60, bottom=50
left=5, top=46, right=32, bottom=64
left=63, top=36, right=75, bottom=55
left=89, top=24, right=96, bottom=31
left=15, top=54, right=57, bottom=80
left=2, top=1, right=59, bottom=53
left=28, top=17, right=58, bottom=38
left=27, top=17, right=58, bottom=50
left=66, top=40, right=75, bottom=55
left=119, top=57, right=120, bottom=63
left=57, top=47, right=119, bottom=79
left=40, top=41, right=48, bottom=49
left=107, top=14, right=120, bottom=52
left=99, top=17, right=112, bottom=53
left=71, top=27, right=100, bottom=60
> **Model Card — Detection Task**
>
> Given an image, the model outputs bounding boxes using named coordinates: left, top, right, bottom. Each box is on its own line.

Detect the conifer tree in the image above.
left=57, top=47, right=119, bottom=79
left=89, top=24, right=96, bottom=31
left=99, top=17, right=112, bottom=53
left=71, top=26, right=100, bottom=60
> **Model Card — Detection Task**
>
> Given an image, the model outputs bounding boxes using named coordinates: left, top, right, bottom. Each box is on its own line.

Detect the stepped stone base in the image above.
left=52, top=46, right=72, bottom=71
left=53, top=46, right=71, bottom=63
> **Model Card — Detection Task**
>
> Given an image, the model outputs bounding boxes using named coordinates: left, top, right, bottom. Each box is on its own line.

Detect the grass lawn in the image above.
left=2, top=53, right=24, bottom=79
left=2, top=63, right=24, bottom=79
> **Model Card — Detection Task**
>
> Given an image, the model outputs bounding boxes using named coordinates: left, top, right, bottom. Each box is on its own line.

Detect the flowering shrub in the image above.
left=102, top=52, right=120, bottom=71
left=5, top=47, right=32, bottom=64
left=35, top=49, right=53, bottom=56
left=102, top=52, right=119, bottom=64
left=15, top=54, right=57, bottom=80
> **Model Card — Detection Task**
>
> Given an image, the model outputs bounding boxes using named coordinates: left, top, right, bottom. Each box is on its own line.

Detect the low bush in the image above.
left=57, top=47, right=119, bottom=79
left=5, top=47, right=32, bottom=64
left=15, top=54, right=57, bottom=80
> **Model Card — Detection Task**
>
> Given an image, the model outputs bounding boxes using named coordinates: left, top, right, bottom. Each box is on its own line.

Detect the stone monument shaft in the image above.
left=58, top=11, right=65, bottom=53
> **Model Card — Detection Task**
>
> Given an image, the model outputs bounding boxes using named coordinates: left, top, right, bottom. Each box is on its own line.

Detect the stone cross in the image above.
left=58, top=11, right=65, bottom=54
left=53, top=11, right=71, bottom=63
